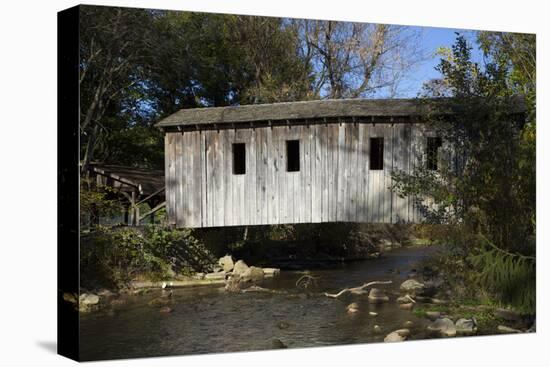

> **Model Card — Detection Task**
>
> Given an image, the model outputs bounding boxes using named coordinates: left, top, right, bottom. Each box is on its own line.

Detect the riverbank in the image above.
left=78, top=223, right=416, bottom=294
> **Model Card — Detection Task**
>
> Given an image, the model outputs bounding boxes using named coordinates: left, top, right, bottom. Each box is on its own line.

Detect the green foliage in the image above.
left=80, top=226, right=217, bottom=289
left=469, top=235, right=536, bottom=314
left=393, top=33, right=535, bottom=314
left=142, top=226, right=217, bottom=274
left=80, top=180, right=124, bottom=227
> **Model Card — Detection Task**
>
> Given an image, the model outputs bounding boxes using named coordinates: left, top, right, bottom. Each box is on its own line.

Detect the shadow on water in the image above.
left=79, top=245, right=439, bottom=361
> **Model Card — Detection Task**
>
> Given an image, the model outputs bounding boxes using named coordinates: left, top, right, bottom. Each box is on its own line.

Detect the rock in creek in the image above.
left=396, top=295, right=414, bottom=304
left=159, top=306, right=173, bottom=313
left=497, top=325, right=522, bottom=334
left=373, top=325, right=382, bottom=333
left=400, top=279, right=425, bottom=295
left=399, top=303, right=414, bottom=311
left=218, top=255, right=235, bottom=273
left=368, top=288, right=389, bottom=304
left=225, top=275, right=244, bottom=292
left=79, top=293, right=100, bottom=306
left=241, top=266, right=265, bottom=283
left=97, top=289, right=116, bottom=297
left=225, top=262, right=265, bottom=292
left=455, top=318, right=477, bottom=335
left=346, top=302, right=360, bottom=314
left=427, top=317, right=456, bottom=337
left=369, top=312, right=378, bottom=317
left=232, top=260, right=250, bottom=277
left=403, top=321, right=414, bottom=328
left=384, top=329, right=410, bottom=342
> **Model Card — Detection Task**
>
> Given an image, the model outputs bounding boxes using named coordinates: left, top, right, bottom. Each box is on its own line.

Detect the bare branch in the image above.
left=324, top=280, right=393, bottom=298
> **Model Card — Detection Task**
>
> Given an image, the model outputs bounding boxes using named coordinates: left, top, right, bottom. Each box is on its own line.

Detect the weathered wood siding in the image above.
left=165, top=122, right=432, bottom=228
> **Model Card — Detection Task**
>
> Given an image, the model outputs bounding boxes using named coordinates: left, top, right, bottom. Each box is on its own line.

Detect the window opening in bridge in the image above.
left=370, top=137, right=384, bottom=170
left=232, top=143, right=246, bottom=175
left=286, top=140, right=300, bottom=172
left=427, top=137, right=442, bottom=170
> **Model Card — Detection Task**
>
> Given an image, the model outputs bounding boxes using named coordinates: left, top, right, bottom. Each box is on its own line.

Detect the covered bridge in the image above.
left=155, top=98, right=448, bottom=228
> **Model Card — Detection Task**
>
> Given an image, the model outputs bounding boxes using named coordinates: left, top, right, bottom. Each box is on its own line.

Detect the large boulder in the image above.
left=368, top=288, right=389, bottom=304
left=384, top=329, right=410, bottom=342
left=225, top=266, right=264, bottom=292
left=218, top=255, right=235, bottom=273
left=400, top=279, right=426, bottom=295
left=232, top=260, right=250, bottom=277
left=455, top=318, right=477, bottom=335
left=427, top=317, right=456, bottom=337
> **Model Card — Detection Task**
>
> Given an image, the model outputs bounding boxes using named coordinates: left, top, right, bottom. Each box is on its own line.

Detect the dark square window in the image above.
left=370, top=137, right=384, bottom=170
left=427, top=137, right=442, bottom=170
left=232, top=143, right=246, bottom=175
left=286, top=140, right=300, bottom=172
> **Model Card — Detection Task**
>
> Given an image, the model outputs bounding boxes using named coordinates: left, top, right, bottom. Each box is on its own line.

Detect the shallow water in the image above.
left=79, top=246, right=438, bottom=361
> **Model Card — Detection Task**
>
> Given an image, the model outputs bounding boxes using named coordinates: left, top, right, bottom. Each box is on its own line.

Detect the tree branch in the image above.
left=324, top=280, right=393, bottom=298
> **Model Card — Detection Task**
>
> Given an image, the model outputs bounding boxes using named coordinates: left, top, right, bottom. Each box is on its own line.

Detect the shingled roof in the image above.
left=155, top=98, right=439, bottom=128
left=155, top=97, right=525, bottom=130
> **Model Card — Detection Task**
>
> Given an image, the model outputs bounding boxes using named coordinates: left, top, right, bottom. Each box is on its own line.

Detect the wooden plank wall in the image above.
left=165, top=122, right=430, bottom=227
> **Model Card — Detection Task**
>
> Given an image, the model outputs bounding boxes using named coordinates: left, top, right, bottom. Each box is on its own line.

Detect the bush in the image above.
left=80, top=226, right=217, bottom=289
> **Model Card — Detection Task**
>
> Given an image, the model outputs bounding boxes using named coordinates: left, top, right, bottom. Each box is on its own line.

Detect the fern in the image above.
left=469, top=235, right=535, bottom=314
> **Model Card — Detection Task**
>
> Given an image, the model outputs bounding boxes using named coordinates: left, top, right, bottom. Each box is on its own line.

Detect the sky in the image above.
left=389, top=25, right=485, bottom=98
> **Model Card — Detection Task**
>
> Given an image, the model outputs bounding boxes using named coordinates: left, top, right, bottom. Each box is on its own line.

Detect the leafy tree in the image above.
left=392, top=33, right=535, bottom=313
left=79, top=6, right=156, bottom=173
left=79, top=8, right=316, bottom=172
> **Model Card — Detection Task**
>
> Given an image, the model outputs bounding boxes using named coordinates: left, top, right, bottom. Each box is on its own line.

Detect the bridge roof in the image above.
left=155, top=98, right=444, bottom=129
left=155, top=97, right=525, bottom=131
left=89, top=164, right=164, bottom=197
